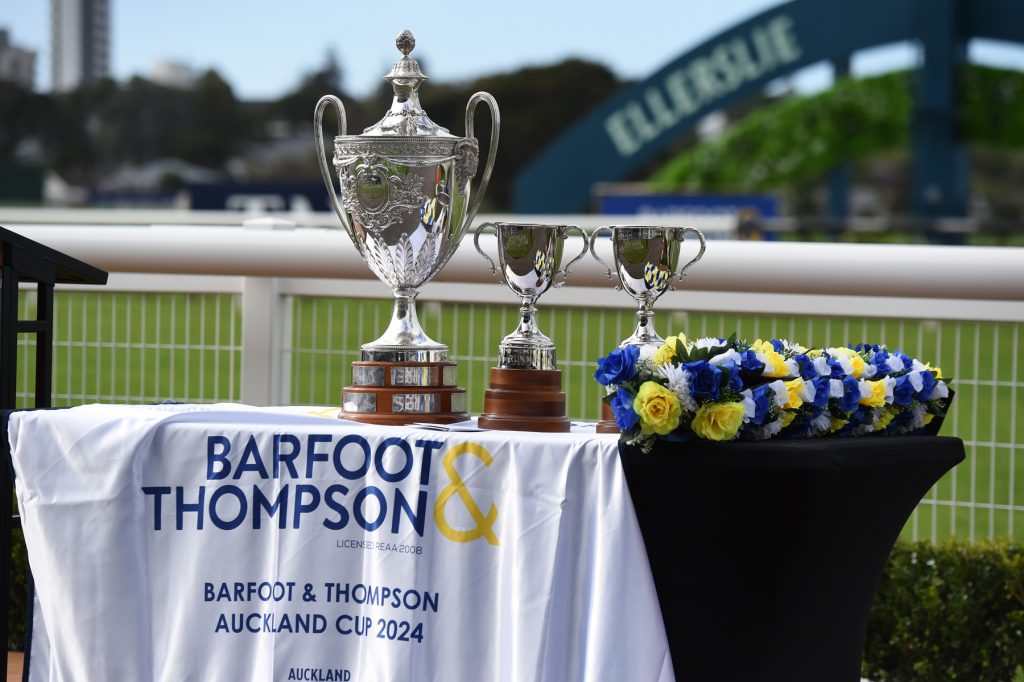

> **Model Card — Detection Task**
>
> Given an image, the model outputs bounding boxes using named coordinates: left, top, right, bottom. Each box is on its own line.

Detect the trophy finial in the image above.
left=396, top=30, right=415, bottom=56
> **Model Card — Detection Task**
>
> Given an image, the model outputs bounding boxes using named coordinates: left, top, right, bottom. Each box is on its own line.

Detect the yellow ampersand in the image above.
left=434, top=442, right=499, bottom=546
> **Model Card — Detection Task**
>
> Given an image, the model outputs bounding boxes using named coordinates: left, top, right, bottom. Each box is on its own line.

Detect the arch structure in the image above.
left=513, top=0, right=1024, bottom=216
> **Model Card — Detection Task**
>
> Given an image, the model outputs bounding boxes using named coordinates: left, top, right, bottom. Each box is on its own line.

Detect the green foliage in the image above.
left=653, top=65, right=1024, bottom=195
left=652, top=71, right=912, bottom=191
left=864, top=540, right=1024, bottom=682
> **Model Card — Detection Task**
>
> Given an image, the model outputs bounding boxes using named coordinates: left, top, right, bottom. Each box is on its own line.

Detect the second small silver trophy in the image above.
left=473, top=222, right=588, bottom=432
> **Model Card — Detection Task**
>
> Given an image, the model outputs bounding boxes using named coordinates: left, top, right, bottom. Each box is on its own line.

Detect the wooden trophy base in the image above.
left=596, top=401, right=620, bottom=434
left=478, top=367, right=570, bottom=432
left=340, top=360, right=469, bottom=426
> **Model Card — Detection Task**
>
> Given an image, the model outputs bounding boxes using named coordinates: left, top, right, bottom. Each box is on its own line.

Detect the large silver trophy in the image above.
left=590, top=225, right=706, bottom=349
left=472, top=222, right=587, bottom=432
left=314, top=30, right=498, bottom=424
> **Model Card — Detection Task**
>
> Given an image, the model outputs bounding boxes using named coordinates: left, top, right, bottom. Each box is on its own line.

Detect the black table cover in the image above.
left=619, top=436, right=964, bottom=682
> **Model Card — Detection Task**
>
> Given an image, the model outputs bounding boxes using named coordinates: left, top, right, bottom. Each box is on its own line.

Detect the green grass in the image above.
left=14, top=290, right=1024, bottom=543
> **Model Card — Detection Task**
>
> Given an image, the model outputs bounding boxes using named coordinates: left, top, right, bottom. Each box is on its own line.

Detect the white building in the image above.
left=51, top=0, right=110, bottom=92
left=0, top=29, right=37, bottom=89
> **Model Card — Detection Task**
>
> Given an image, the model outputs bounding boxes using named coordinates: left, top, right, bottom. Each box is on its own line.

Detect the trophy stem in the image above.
left=516, top=298, right=540, bottom=338
left=621, top=304, right=664, bottom=347
left=361, top=289, right=447, bottom=363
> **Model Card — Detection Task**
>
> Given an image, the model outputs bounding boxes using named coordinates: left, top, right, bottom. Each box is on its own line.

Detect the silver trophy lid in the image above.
left=362, top=30, right=454, bottom=138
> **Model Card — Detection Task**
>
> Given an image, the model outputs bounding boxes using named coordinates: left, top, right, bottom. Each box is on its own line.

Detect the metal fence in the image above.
left=7, top=220, right=1024, bottom=545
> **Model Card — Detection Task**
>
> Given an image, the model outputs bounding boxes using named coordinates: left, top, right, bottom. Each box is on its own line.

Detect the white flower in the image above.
left=808, top=412, right=832, bottom=436
left=883, top=375, right=896, bottom=403
left=912, top=359, right=928, bottom=372
left=638, top=344, right=659, bottom=365
left=693, top=337, right=724, bottom=349
left=813, top=356, right=831, bottom=377
left=907, top=370, right=925, bottom=393
left=829, top=379, right=845, bottom=398
left=928, top=380, right=949, bottom=401
left=657, top=363, right=698, bottom=413
left=862, top=364, right=877, bottom=378
left=798, top=379, right=816, bottom=404
left=758, top=419, right=784, bottom=439
left=709, top=348, right=742, bottom=367
left=740, top=389, right=756, bottom=423
left=769, top=380, right=788, bottom=408
left=887, top=354, right=906, bottom=373
left=784, top=358, right=800, bottom=377
left=835, top=355, right=855, bottom=376
left=858, top=380, right=874, bottom=400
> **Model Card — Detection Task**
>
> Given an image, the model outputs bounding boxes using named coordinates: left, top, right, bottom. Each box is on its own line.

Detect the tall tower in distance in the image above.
left=51, top=0, right=110, bottom=92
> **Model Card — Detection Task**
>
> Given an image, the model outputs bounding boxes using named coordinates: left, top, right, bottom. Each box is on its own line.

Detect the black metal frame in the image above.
left=0, top=225, right=106, bottom=679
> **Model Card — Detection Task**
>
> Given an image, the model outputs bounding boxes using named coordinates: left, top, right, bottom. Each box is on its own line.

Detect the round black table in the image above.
left=619, top=436, right=964, bottom=682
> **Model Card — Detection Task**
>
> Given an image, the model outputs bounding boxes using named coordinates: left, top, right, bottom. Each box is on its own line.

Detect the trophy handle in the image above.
left=588, top=226, right=615, bottom=279
left=473, top=222, right=499, bottom=278
left=464, top=92, right=500, bottom=228
left=313, top=95, right=355, bottom=238
left=553, top=225, right=588, bottom=288
left=671, top=226, right=707, bottom=290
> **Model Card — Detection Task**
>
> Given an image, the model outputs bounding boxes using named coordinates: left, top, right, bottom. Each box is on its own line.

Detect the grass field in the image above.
left=14, top=289, right=1024, bottom=543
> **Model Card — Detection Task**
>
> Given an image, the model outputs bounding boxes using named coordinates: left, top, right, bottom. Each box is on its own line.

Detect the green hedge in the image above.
left=864, top=540, right=1024, bottom=681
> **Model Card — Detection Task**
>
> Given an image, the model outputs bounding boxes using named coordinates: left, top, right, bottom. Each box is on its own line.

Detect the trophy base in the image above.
left=340, top=360, right=469, bottom=426
left=596, top=401, right=620, bottom=434
left=478, top=367, right=570, bottom=433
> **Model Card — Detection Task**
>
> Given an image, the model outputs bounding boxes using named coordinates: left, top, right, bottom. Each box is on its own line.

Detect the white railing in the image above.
left=4, top=216, right=1024, bottom=544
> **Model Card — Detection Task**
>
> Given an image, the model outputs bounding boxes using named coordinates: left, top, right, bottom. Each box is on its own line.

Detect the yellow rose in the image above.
left=859, top=380, right=888, bottom=408
left=925, top=363, right=943, bottom=379
left=690, top=402, right=745, bottom=441
left=922, top=413, right=935, bottom=427
left=831, top=347, right=856, bottom=357
left=761, top=350, right=789, bottom=378
left=783, top=378, right=805, bottom=410
left=829, top=418, right=848, bottom=433
left=779, top=411, right=797, bottom=428
left=633, top=381, right=682, bottom=435
left=848, top=354, right=866, bottom=378
left=807, top=349, right=822, bottom=358
left=653, top=342, right=677, bottom=366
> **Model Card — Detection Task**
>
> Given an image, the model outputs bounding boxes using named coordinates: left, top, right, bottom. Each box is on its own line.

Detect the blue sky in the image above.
left=3, top=1, right=1024, bottom=100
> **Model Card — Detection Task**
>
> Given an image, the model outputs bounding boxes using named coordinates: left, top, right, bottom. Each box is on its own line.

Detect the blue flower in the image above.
left=838, top=375, right=861, bottom=412
left=892, top=375, right=916, bottom=407
left=594, top=345, right=640, bottom=386
left=811, top=377, right=831, bottom=408
left=610, top=387, right=639, bottom=430
left=683, top=360, right=722, bottom=400
left=719, top=360, right=744, bottom=392
left=828, top=357, right=846, bottom=378
left=855, top=343, right=882, bottom=353
left=916, top=370, right=937, bottom=400
left=794, top=354, right=818, bottom=380
left=870, top=351, right=891, bottom=375
left=749, top=384, right=773, bottom=425
left=739, top=349, right=765, bottom=375
left=769, top=339, right=786, bottom=353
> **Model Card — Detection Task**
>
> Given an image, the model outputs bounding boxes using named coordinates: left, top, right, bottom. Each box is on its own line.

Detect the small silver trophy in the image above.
left=590, top=225, right=706, bottom=348
left=472, top=223, right=588, bottom=432
left=474, top=222, right=588, bottom=370
left=314, top=30, right=499, bottom=424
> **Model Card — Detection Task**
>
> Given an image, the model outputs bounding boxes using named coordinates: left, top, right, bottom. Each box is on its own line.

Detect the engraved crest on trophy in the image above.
left=314, top=30, right=499, bottom=424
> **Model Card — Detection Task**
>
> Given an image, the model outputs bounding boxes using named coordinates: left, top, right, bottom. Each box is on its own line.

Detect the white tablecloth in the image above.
left=9, top=404, right=673, bottom=682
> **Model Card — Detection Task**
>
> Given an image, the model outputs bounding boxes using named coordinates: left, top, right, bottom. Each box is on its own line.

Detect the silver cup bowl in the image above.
left=474, top=222, right=588, bottom=370
left=590, top=225, right=706, bottom=347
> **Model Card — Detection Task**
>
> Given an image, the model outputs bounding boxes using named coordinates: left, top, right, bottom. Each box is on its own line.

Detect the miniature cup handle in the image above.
left=554, top=225, right=588, bottom=288
left=672, top=226, right=706, bottom=290
left=473, top=222, right=499, bottom=279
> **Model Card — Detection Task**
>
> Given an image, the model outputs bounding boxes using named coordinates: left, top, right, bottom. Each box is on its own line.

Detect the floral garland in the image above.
left=594, top=334, right=952, bottom=450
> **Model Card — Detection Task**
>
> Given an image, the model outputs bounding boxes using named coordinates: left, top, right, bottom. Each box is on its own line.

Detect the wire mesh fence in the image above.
left=13, top=288, right=1024, bottom=544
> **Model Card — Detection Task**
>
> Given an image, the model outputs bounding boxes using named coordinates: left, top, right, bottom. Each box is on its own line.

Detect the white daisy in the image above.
left=657, top=364, right=698, bottom=413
